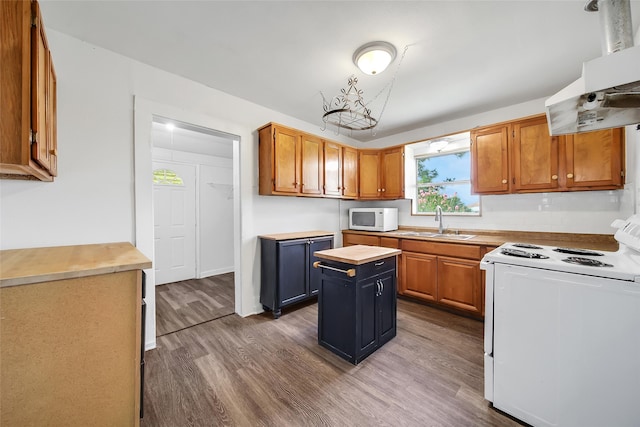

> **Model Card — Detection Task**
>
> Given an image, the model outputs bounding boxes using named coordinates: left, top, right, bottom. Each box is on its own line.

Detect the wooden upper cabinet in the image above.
left=300, top=133, right=323, bottom=195
left=381, top=146, right=404, bottom=199
left=471, top=114, right=624, bottom=195
left=563, top=128, right=624, bottom=189
left=358, top=151, right=381, bottom=199
left=273, top=126, right=300, bottom=194
left=1, top=0, right=57, bottom=181
left=471, top=125, right=510, bottom=194
left=342, top=146, right=358, bottom=199
left=323, top=141, right=342, bottom=197
left=511, top=115, right=558, bottom=192
left=258, top=123, right=326, bottom=197
left=358, top=147, right=404, bottom=200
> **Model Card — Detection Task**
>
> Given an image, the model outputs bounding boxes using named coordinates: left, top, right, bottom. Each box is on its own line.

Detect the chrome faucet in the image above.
left=435, top=205, right=444, bottom=234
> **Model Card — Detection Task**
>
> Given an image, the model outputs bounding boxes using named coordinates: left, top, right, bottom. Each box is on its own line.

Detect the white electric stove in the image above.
left=482, top=215, right=640, bottom=427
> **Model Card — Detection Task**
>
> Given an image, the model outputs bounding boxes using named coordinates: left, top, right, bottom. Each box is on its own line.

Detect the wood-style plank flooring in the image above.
left=155, top=273, right=235, bottom=336
left=142, top=298, right=522, bottom=426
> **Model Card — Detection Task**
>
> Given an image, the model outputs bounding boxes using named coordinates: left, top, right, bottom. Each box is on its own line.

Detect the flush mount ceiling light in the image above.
left=353, top=41, right=397, bottom=75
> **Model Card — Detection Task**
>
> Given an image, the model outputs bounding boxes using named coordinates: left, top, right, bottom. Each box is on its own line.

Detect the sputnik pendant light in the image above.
left=353, top=41, right=397, bottom=75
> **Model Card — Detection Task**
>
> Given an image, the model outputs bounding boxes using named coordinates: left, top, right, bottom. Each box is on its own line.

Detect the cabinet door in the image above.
left=358, top=151, right=381, bottom=199
left=30, top=0, right=53, bottom=173
left=401, top=252, right=437, bottom=301
left=377, top=271, right=396, bottom=346
left=381, top=147, right=404, bottom=199
left=278, top=240, right=308, bottom=305
left=437, top=256, right=481, bottom=315
left=342, top=146, right=358, bottom=198
left=563, top=128, right=624, bottom=189
left=301, top=133, right=323, bottom=195
left=273, top=127, right=300, bottom=194
left=323, top=141, right=342, bottom=197
left=47, top=56, right=57, bottom=176
left=471, top=125, right=510, bottom=194
left=309, top=237, right=333, bottom=296
left=512, top=116, right=558, bottom=192
left=357, top=277, right=378, bottom=356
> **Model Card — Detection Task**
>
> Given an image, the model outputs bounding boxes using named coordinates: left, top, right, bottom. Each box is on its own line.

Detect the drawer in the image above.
left=343, top=233, right=380, bottom=246
left=358, top=256, right=396, bottom=280
left=401, top=240, right=481, bottom=260
left=380, top=237, right=400, bottom=248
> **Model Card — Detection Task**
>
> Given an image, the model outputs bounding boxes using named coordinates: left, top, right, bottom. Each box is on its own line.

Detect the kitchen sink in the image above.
left=394, top=231, right=476, bottom=240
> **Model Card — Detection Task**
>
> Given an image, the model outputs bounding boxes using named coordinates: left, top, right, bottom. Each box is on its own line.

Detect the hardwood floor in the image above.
left=142, top=298, right=522, bottom=426
left=155, top=273, right=235, bottom=336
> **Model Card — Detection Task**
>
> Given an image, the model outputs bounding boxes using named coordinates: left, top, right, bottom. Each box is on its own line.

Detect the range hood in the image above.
left=546, top=0, right=640, bottom=135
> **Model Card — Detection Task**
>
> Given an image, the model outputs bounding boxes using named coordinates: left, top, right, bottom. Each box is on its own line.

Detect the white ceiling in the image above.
left=39, top=1, right=640, bottom=142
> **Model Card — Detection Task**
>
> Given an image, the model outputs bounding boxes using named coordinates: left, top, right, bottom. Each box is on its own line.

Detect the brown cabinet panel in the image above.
left=512, top=116, right=558, bottom=191
left=342, top=146, right=358, bottom=198
left=358, top=151, right=381, bottom=199
left=401, top=252, right=437, bottom=301
left=381, top=147, right=404, bottom=199
left=563, top=128, right=624, bottom=189
left=323, top=141, right=342, bottom=197
left=437, top=256, right=481, bottom=314
left=342, top=233, right=380, bottom=247
left=1, top=0, right=56, bottom=181
left=273, top=127, right=300, bottom=194
left=401, top=239, right=481, bottom=260
left=471, top=125, right=510, bottom=194
left=300, top=134, right=323, bottom=195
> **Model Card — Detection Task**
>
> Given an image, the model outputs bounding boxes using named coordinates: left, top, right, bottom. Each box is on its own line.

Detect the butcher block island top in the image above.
left=314, top=245, right=401, bottom=265
left=258, top=230, right=334, bottom=240
left=0, top=242, right=152, bottom=288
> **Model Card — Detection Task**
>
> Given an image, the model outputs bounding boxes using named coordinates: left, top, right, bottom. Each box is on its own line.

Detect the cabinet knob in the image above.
left=377, top=188, right=382, bottom=192
left=551, top=175, right=558, bottom=180
left=567, top=173, right=574, bottom=179
left=381, top=188, right=386, bottom=192
left=501, top=179, right=507, bottom=184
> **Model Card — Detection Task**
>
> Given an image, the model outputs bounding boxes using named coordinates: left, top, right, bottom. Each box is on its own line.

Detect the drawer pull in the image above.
left=313, top=261, right=356, bottom=277
left=374, top=261, right=385, bottom=266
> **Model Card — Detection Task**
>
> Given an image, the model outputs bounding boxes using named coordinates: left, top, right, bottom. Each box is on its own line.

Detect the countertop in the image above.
left=259, top=230, right=334, bottom=241
left=343, top=227, right=619, bottom=251
left=0, top=242, right=152, bottom=288
left=314, top=245, right=401, bottom=265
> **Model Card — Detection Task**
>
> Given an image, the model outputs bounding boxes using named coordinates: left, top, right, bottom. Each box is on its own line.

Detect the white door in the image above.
left=153, top=161, right=196, bottom=285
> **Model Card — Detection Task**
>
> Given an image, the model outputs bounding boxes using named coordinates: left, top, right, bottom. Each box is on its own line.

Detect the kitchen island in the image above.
left=314, top=245, right=401, bottom=364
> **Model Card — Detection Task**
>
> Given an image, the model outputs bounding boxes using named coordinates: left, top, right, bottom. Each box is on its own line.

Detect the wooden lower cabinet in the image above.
left=436, top=256, right=481, bottom=314
left=401, top=252, right=437, bottom=302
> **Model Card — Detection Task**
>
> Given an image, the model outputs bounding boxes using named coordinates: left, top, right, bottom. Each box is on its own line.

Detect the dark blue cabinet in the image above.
left=317, top=256, right=397, bottom=364
left=260, top=235, right=333, bottom=318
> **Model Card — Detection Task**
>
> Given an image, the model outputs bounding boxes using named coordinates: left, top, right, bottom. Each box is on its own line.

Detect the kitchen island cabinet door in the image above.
left=401, top=252, right=437, bottom=301
left=357, top=277, right=379, bottom=357
left=437, top=256, right=481, bottom=315
left=563, top=128, right=624, bottom=190
left=471, top=125, right=510, bottom=194
left=377, top=270, right=397, bottom=346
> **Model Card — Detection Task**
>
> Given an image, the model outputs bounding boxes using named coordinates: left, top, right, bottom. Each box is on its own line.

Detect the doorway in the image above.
left=151, top=117, right=236, bottom=337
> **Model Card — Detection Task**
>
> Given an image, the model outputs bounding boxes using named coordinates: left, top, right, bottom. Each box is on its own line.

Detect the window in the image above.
left=153, top=169, right=184, bottom=186
left=407, top=132, right=480, bottom=215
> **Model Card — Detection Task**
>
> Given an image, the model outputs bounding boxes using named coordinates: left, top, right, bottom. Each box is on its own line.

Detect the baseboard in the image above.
left=199, top=266, right=234, bottom=278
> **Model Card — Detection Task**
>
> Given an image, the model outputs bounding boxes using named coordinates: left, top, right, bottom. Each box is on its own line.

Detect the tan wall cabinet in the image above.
left=258, top=123, right=324, bottom=196
left=1, top=0, right=57, bottom=181
left=471, top=114, right=624, bottom=195
left=358, top=146, right=404, bottom=199
left=323, top=142, right=358, bottom=199
left=342, top=145, right=359, bottom=199
left=0, top=243, right=151, bottom=427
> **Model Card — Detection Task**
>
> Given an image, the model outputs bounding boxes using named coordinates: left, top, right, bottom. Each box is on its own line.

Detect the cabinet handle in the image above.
left=49, top=149, right=57, bottom=156
left=376, top=280, right=381, bottom=296
left=313, top=261, right=356, bottom=277
left=501, top=179, right=507, bottom=184
left=375, top=261, right=385, bottom=266
left=551, top=175, right=558, bottom=180
left=567, top=173, right=574, bottom=179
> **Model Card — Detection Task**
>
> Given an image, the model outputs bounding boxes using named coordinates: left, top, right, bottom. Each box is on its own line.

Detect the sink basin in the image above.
left=394, top=231, right=475, bottom=240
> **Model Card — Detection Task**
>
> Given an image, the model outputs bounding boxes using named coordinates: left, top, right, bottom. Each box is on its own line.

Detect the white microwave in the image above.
left=349, top=208, right=398, bottom=232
